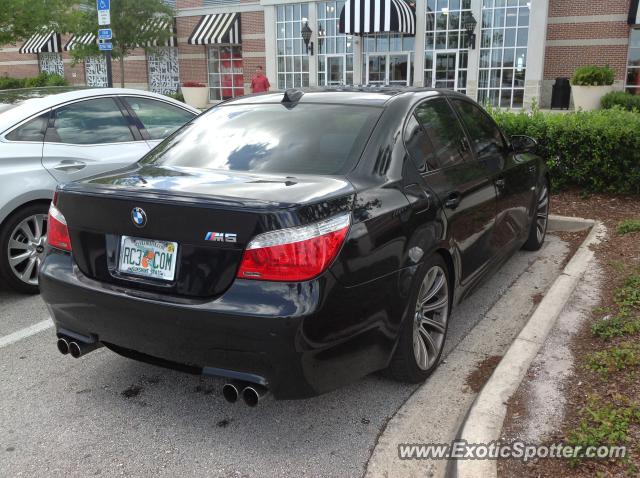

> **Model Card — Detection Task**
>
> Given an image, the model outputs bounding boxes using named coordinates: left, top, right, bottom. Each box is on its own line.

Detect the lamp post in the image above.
left=301, top=21, right=314, bottom=55
left=317, top=23, right=325, bottom=55
left=463, top=12, right=478, bottom=50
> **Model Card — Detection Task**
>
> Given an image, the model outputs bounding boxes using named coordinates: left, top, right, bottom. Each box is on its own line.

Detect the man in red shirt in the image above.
left=251, top=66, right=271, bottom=93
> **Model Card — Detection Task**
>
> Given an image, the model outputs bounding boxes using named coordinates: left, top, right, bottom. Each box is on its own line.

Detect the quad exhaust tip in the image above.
left=222, top=381, right=270, bottom=406
left=56, top=335, right=102, bottom=358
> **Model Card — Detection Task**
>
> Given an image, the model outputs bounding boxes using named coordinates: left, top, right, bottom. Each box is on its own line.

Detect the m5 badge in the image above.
left=205, top=232, right=237, bottom=243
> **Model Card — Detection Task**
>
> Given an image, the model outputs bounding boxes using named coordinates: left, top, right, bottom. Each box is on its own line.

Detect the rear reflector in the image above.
left=47, top=203, right=72, bottom=252
left=237, top=213, right=350, bottom=282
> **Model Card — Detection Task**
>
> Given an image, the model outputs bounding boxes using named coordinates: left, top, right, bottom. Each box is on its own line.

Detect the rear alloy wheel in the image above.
left=522, top=180, right=549, bottom=251
left=388, top=255, right=451, bottom=382
left=0, top=204, right=49, bottom=294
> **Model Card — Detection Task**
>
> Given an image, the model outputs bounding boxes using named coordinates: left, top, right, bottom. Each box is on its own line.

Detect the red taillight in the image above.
left=47, top=203, right=72, bottom=252
left=237, top=213, right=350, bottom=281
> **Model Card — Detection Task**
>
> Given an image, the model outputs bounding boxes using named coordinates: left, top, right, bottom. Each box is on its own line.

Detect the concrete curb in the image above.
left=452, top=217, right=606, bottom=478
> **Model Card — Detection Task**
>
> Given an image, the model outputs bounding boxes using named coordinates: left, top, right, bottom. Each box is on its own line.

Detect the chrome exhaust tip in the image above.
left=68, top=340, right=101, bottom=359
left=242, top=385, right=269, bottom=407
left=56, top=338, right=70, bottom=355
left=222, top=382, right=242, bottom=403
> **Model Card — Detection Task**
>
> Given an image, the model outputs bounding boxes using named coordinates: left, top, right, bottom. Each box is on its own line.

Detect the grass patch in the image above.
left=567, top=397, right=640, bottom=455
left=618, top=219, right=640, bottom=235
left=591, top=314, right=640, bottom=340
left=615, top=275, right=640, bottom=311
left=587, top=343, right=640, bottom=376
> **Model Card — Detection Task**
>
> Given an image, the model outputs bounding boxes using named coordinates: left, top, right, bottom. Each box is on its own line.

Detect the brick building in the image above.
left=1, top=0, right=639, bottom=108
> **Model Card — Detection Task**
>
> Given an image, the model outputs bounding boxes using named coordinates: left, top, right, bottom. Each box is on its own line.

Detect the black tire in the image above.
left=387, top=254, right=451, bottom=383
left=0, top=203, right=49, bottom=294
left=522, top=178, right=550, bottom=251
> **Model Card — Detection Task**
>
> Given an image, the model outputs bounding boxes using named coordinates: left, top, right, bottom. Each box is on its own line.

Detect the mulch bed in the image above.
left=497, top=188, right=640, bottom=478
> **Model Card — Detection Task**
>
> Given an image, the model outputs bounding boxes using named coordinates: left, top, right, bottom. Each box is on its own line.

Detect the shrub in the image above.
left=0, top=76, right=25, bottom=89
left=489, top=107, right=640, bottom=193
left=571, top=65, right=615, bottom=86
left=617, top=219, right=640, bottom=235
left=182, top=81, right=206, bottom=87
left=601, top=91, right=640, bottom=111
left=165, top=91, right=185, bottom=102
left=0, top=72, right=68, bottom=90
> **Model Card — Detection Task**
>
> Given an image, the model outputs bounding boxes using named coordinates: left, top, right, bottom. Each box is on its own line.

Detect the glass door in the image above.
left=326, top=55, right=346, bottom=86
left=367, top=53, right=411, bottom=86
left=433, top=51, right=458, bottom=90
left=388, top=54, right=410, bottom=86
left=367, top=54, right=387, bottom=85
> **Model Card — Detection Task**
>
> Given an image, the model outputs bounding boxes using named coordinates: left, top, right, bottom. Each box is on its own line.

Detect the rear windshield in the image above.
left=142, top=103, right=381, bottom=175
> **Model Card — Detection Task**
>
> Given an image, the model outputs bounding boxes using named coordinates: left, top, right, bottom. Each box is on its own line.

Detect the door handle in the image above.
left=52, top=160, right=87, bottom=172
left=444, top=192, right=461, bottom=210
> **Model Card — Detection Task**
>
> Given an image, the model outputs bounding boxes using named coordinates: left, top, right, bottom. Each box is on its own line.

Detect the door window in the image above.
left=6, top=113, right=49, bottom=142
left=124, top=97, right=195, bottom=140
left=414, top=98, right=470, bottom=168
left=403, top=115, right=438, bottom=172
left=452, top=99, right=507, bottom=169
left=46, top=98, right=134, bottom=145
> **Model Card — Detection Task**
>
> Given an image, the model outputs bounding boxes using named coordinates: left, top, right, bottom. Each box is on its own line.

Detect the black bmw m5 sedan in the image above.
left=40, top=87, right=549, bottom=405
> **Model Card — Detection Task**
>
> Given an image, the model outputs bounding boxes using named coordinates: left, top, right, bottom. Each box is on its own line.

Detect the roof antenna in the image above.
left=282, top=88, right=304, bottom=105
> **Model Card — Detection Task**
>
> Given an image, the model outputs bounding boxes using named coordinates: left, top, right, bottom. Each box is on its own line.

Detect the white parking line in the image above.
left=0, top=319, right=53, bottom=349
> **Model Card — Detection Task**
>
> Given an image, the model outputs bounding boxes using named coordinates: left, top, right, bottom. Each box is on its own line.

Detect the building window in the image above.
left=38, top=52, right=64, bottom=76
left=276, top=3, right=310, bottom=89
left=424, top=0, right=471, bottom=93
left=148, top=47, right=180, bottom=95
left=477, top=0, right=530, bottom=108
left=627, top=29, right=640, bottom=95
left=207, top=45, right=243, bottom=101
left=362, top=34, right=415, bottom=86
left=317, top=1, right=354, bottom=85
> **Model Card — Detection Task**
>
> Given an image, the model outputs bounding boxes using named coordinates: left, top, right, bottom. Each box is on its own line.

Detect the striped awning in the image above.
left=19, top=31, right=62, bottom=54
left=188, top=13, right=241, bottom=45
left=339, top=0, right=416, bottom=36
left=64, top=33, right=96, bottom=51
left=630, top=0, right=639, bottom=25
left=140, top=18, right=178, bottom=48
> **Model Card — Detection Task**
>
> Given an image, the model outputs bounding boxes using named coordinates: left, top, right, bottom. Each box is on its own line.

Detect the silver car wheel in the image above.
left=536, top=183, right=549, bottom=243
left=7, top=214, right=47, bottom=286
left=413, top=265, right=449, bottom=371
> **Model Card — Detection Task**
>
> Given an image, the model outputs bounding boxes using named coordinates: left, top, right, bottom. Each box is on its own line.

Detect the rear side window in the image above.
left=414, top=99, right=470, bottom=168
left=452, top=99, right=507, bottom=163
left=6, top=113, right=48, bottom=142
left=143, top=103, right=381, bottom=175
left=46, top=98, right=134, bottom=145
left=123, top=97, right=195, bottom=140
left=403, top=115, right=438, bottom=172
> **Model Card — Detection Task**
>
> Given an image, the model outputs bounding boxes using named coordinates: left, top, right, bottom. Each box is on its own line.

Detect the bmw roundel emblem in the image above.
left=131, top=207, right=147, bottom=228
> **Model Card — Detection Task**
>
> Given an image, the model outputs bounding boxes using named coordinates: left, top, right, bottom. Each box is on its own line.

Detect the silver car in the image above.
left=0, top=87, right=198, bottom=293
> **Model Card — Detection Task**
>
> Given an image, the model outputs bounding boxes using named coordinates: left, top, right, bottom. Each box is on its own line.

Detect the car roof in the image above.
left=224, top=86, right=453, bottom=107
left=0, top=87, right=198, bottom=134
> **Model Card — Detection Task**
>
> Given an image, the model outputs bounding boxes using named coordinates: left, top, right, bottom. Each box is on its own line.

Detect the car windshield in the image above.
left=142, top=103, right=381, bottom=175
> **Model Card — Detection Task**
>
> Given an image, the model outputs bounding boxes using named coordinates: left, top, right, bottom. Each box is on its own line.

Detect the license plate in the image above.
left=118, top=236, right=178, bottom=281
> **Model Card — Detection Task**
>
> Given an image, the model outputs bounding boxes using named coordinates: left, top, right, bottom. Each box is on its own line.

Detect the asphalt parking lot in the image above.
left=0, top=236, right=569, bottom=478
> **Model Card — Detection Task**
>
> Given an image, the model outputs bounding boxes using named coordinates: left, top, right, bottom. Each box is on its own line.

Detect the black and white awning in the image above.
left=63, top=33, right=96, bottom=51
left=19, top=31, right=62, bottom=54
left=187, top=13, right=241, bottom=45
left=339, top=0, right=416, bottom=36
left=630, top=0, right=639, bottom=25
left=140, top=18, right=178, bottom=48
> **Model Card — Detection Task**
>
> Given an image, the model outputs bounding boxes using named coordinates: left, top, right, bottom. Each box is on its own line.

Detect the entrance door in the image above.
left=326, top=55, right=346, bottom=85
left=433, top=51, right=458, bottom=90
left=367, top=53, right=410, bottom=86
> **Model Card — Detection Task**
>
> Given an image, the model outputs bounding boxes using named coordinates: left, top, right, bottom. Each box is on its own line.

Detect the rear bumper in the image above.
left=40, top=250, right=403, bottom=399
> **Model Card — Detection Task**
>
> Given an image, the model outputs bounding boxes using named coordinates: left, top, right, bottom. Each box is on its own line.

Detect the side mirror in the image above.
left=510, top=135, right=538, bottom=154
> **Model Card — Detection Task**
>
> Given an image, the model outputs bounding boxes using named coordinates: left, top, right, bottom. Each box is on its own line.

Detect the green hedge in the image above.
left=489, top=107, right=640, bottom=194
left=601, top=91, right=640, bottom=111
left=571, top=65, right=615, bottom=86
left=0, top=72, right=68, bottom=90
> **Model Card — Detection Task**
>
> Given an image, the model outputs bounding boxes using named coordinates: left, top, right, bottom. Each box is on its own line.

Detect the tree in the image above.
left=70, top=0, right=175, bottom=87
left=0, top=0, right=76, bottom=46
